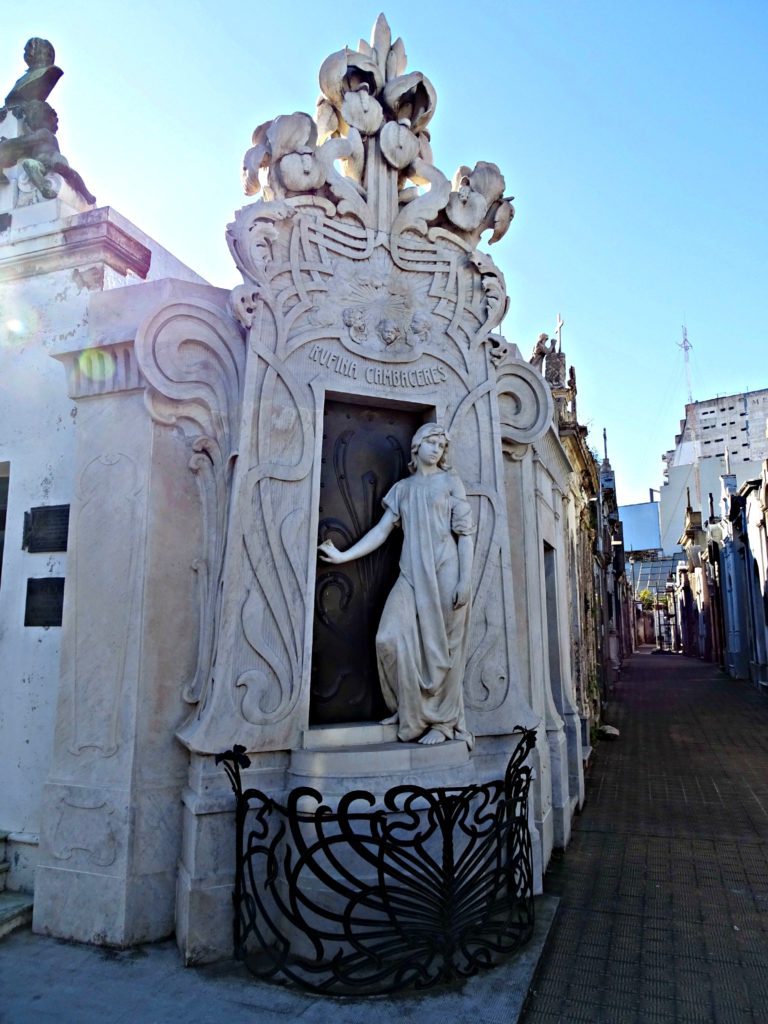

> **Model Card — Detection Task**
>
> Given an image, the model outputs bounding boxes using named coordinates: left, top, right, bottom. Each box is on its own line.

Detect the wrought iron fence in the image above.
left=217, top=726, right=536, bottom=996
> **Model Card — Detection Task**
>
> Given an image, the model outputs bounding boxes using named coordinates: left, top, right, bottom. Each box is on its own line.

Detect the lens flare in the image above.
left=1, top=291, right=43, bottom=347
left=78, top=348, right=117, bottom=382
left=2, top=317, right=29, bottom=347
left=2, top=306, right=40, bottom=347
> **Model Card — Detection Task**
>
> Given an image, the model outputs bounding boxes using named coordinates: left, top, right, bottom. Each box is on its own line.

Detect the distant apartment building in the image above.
left=659, top=388, right=768, bottom=552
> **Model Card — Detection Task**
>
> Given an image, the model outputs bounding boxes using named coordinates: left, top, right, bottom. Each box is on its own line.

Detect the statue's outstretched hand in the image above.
left=318, top=539, right=344, bottom=564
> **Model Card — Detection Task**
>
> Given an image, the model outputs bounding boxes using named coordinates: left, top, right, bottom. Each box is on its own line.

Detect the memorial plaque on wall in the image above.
left=24, top=577, right=65, bottom=627
left=22, top=504, right=70, bottom=552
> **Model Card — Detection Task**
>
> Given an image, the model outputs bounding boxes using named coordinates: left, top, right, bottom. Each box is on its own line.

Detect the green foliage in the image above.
left=638, top=588, right=655, bottom=611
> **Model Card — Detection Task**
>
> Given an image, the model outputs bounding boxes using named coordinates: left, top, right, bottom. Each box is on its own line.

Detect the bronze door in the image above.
left=312, top=399, right=425, bottom=724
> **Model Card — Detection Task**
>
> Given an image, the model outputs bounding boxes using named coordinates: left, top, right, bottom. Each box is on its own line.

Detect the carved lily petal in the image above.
left=266, top=112, right=317, bottom=162
left=410, top=74, right=436, bottom=133
left=386, top=37, right=407, bottom=81
left=488, top=199, right=515, bottom=245
left=370, top=12, right=392, bottom=75
left=341, top=90, right=383, bottom=136
left=242, top=141, right=269, bottom=196
left=315, top=96, right=339, bottom=144
left=319, top=48, right=349, bottom=107
left=418, top=131, right=433, bottom=165
left=451, top=165, right=473, bottom=192
left=445, top=188, right=488, bottom=231
left=278, top=151, right=325, bottom=192
left=341, top=126, right=364, bottom=182
left=468, top=161, right=506, bottom=206
left=344, top=52, right=385, bottom=96
left=380, top=121, right=420, bottom=170
left=250, top=119, right=273, bottom=148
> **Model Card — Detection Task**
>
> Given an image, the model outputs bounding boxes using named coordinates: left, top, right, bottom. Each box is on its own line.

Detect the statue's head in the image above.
left=24, top=38, right=55, bottom=70
left=409, top=423, right=451, bottom=472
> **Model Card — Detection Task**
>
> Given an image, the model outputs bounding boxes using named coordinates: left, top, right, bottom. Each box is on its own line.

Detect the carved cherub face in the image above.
left=343, top=307, right=365, bottom=329
left=377, top=318, right=402, bottom=346
left=410, top=313, right=430, bottom=333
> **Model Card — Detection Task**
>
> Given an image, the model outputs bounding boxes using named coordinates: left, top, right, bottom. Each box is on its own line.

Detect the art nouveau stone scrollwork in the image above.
left=133, top=300, right=246, bottom=708
left=169, top=14, right=547, bottom=754
left=496, top=345, right=554, bottom=452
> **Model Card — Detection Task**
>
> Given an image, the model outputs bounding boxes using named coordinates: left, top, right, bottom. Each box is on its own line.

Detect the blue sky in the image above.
left=3, top=0, right=766, bottom=504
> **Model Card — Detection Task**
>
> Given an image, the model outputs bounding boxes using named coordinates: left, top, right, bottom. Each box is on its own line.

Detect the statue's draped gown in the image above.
left=375, top=469, right=475, bottom=746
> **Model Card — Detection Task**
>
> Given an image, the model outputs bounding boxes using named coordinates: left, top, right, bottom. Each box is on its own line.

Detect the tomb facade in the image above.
left=0, top=19, right=597, bottom=960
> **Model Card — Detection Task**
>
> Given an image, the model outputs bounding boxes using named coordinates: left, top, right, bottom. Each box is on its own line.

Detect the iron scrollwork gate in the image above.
left=217, top=727, right=536, bottom=995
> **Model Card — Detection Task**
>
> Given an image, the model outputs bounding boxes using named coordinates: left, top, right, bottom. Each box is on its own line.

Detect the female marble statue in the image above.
left=318, top=423, right=475, bottom=747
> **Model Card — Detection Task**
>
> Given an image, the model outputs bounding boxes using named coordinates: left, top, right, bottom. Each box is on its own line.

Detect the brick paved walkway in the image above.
left=521, top=647, right=768, bottom=1024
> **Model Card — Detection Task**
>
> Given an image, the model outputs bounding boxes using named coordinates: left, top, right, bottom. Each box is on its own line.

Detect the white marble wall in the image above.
left=0, top=199, right=206, bottom=892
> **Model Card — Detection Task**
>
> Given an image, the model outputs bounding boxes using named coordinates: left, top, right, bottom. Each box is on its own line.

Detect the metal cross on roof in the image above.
left=555, top=312, right=564, bottom=351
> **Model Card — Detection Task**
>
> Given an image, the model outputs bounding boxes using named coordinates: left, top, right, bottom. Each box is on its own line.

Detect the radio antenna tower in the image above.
left=679, top=324, right=694, bottom=404
left=678, top=324, right=701, bottom=506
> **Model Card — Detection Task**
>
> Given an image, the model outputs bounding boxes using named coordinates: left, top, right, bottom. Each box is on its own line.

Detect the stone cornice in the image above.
left=0, top=206, right=151, bottom=282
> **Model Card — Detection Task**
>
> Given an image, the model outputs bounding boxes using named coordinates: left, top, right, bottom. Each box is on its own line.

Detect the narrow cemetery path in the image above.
left=521, top=646, right=768, bottom=1024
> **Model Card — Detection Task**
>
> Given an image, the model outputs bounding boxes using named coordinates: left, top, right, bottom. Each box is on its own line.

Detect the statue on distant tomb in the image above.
left=3, top=37, right=62, bottom=109
left=319, top=424, right=475, bottom=747
left=0, top=38, right=95, bottom=205
left=529, top=332, right=555, bottom=370
left=0, top=99, right=96, bottom=203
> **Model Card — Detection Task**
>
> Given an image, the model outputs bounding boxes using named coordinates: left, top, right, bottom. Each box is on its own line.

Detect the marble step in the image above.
left=290, top=735, right=471, bottom=781
left=0, top=891, right=33, bottom=940
left=302, top=723, right=398, bottom=750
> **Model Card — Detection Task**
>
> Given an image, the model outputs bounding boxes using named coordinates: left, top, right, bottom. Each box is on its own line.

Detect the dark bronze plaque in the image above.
left=22, top=504, right=70, bottom=552
left=24, top=577, right=65, bottom=627
left=311, top=400, right=426, bottom=725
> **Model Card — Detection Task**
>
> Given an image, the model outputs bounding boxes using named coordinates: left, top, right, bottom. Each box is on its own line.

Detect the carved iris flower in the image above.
left=243, top=112, right=323, bottom=198
left=381, top=71, right=436, bottom=133
left=319, top=47, right=385, bottom=136
left=445, top=161, right=514, bottom=244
